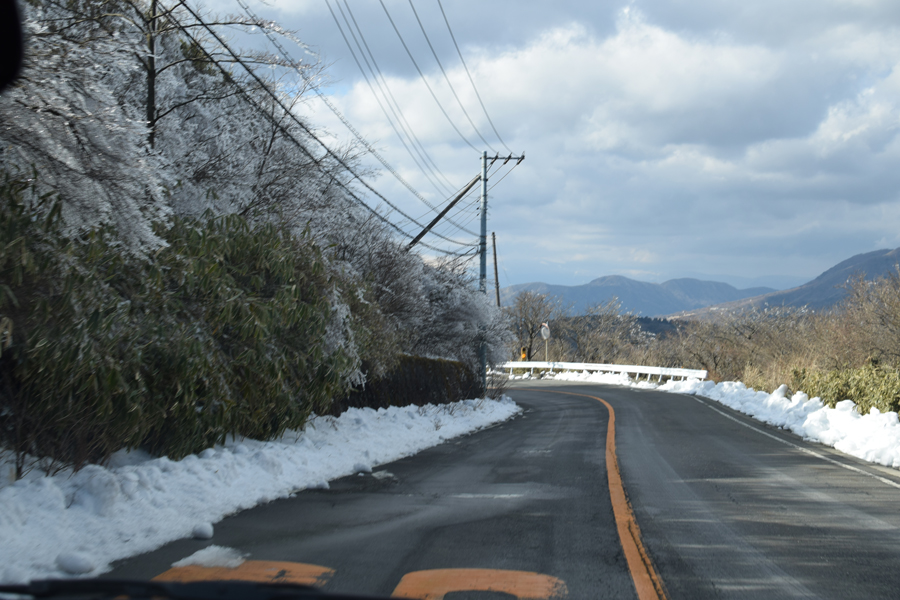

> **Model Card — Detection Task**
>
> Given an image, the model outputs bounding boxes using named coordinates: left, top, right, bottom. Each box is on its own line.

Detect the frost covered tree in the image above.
left=410, top=258, right=511, bottom=371
left=0, top=0, right=169, bottom=253
left=127, top=2, right=335, bottom=219
left=0, top=0, right=332, bottom=242
left=1, top=0, right=512, bottom=422
left=307, top=186, right=510, bottom=376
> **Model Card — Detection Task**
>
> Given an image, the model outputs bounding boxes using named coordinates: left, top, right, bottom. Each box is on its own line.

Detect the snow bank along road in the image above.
left=0, top=399, right=521, bottom=584
left=107, top=386, right=642, bottom=598
left=105, top=382, right=900, bottom=598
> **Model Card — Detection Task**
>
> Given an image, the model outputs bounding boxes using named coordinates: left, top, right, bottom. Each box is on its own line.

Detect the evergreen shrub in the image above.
left=0, top=177, right=352, bottom=477
left=791, top=364, right=900, bottom=415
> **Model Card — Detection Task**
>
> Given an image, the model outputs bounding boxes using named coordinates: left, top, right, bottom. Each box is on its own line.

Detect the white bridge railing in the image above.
left=499, top=361, right=707, bottom=381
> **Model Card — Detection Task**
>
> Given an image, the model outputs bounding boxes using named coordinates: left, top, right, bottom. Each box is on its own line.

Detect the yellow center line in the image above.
left=522, top=388, right=668, bottom=600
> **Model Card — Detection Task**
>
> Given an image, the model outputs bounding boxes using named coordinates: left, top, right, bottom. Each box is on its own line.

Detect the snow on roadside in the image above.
left=544, top=369, right=900, bottom=471
left=661, top=379, right=900, bottom=469
left=552, top=370, right=659, bottom=388
left=0, top=397, right=521, bottom=584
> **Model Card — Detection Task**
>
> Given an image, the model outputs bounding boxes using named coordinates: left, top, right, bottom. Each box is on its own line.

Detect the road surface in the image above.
left=107, top=382, right=900, bottom=599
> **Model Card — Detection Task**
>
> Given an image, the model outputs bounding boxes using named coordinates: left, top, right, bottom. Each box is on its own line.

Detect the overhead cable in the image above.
left=326, top=0, right=483, bottom=238
left=164, top=0, right=475, bottom=255
left=420, top=157, right=508, bottom=235
left=409, top=158, right=502, bottom=224
left=377, top=0, right=480, bottom=152
left=437, top=0, right=512, bottom=154
left=235, top=0, right=454, bottom=225
left=406, top=0, right=498, bottom=154
left=324, top=0, right=453, bottom=199
left=338, top=0, right=458, bottom=196
left=487, top=159, right=523, bottom=192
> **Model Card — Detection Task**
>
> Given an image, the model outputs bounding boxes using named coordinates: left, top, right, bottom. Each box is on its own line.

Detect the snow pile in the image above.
left=552, top=370, right=658, bottom=388
left=505, top=370, right=639, bottom=385
left=661, top=379, right=900, bottom=468
left=0, top=398, right=520, bottom=584
left=508, top=368, right=659, bottom=388
left=172, top=546, right=245, bottom=568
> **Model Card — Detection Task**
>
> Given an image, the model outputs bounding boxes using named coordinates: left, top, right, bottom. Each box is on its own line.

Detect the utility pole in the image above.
left=492, top=232, right=500, bottom=308
left=478, top=151, right=488, bottom=395
left=407, top=150, right=524, bottom=397
left=479, top=152, right=488, bottom=293
left=478, top=152, right=524, bottom=396
left=478, top=152, right=523, bottom=292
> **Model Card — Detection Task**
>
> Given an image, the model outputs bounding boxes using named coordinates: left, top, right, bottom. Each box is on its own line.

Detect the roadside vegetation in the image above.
left=506, top=275, right=900, bottom=415
left=0, top=0, right=509, bottom=479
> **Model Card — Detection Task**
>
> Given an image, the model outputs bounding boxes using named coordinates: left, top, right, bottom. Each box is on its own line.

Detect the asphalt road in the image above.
left=600, top=382, right=900, bottom=599
left=108, top=384, right=636, bottom=599
left=106, top=382, right=900, bottom=599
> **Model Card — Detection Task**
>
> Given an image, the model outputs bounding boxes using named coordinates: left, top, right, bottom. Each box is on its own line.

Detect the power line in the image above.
left=487, top=159, right=523, bottom=192
left=409, top=158, right=501, bottom=224
left=429, top=157, right=511, bottom=232
left=406, top=0, right=498, bottom=154
left=448, top=205, right=481, bottom=233
left=324, top=0, right=483, bottom=238
left=414, top=157, right=521, bottom=246
left=326, top=0, right=511, bottom=238
left=437, top=0, right=512, bottom=154
left=338, top=0, right=458, bottom=196
left=235, top=0, right=454, bottom=227
left=164, top=0, right=475, bottom=255
left=172, top=0, right=474, bottom=248
left=325, top=0, right=453, bottom=199
left=377, top=0, right=480, bottom=152
left=428, top=193, right=482, bottom=242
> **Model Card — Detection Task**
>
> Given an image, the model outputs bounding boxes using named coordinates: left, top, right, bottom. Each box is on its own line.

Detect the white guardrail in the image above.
left=499, top=361, right=707, bottom=382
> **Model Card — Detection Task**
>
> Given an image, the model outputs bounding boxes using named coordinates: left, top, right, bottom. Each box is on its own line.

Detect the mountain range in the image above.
left=500, top=247, right=900, bottom=318
left=674, top=247, right=900, bottom=318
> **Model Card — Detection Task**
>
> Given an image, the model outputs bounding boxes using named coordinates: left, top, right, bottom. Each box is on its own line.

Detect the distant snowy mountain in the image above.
left=499, top=276, right=774, bottom=316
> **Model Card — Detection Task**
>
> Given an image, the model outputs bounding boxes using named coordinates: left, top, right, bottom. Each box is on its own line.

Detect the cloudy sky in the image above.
left=233, top=0, right=900, bottom=290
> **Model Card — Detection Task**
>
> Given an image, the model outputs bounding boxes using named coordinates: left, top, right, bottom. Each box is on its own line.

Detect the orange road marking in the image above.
left=391, top=568, right=567, bottom=599
left=153, top=560, right=334, bottom=587
left=539, top=390, right=668, bottom=600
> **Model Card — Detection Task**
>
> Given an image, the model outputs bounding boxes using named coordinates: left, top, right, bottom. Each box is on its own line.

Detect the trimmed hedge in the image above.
left=328, top=355, right=480, bottom=415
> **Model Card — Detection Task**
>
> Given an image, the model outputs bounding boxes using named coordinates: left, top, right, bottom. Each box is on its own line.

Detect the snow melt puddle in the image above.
left=0, top=397, right=521, bottom=584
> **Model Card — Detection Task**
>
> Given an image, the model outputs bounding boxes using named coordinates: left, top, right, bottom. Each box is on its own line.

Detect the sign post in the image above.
left=540, top=323, right=550, bottom=362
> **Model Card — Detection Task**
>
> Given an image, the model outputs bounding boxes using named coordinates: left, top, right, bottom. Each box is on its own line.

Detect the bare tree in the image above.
left=505, top=291, right=566, bottom=361
left=566, top=299, right=641, bottom=364
left=841, top=270, right=900, bottom=366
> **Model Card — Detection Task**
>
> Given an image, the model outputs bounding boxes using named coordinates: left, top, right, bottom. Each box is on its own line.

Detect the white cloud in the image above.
left=283, top=2, right=900, bottom=287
